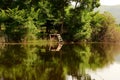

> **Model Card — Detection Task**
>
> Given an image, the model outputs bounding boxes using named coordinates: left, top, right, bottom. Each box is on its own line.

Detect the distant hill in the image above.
left=95, top=5, right=120, bottom=24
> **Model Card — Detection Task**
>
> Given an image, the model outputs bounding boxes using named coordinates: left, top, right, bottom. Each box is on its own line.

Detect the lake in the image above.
left=0, top=43, right=120, bottom=80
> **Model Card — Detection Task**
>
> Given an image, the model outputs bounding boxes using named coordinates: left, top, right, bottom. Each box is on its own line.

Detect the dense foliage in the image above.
left=0, top=0, right=120, bottom=42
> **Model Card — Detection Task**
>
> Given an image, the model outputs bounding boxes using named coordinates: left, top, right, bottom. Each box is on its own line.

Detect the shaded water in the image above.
left=0, top=43, right=120, bottom=80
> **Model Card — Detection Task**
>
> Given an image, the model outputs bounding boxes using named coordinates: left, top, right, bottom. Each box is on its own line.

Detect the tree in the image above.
left=0, top=0, right=103, bottom=42
left=90, top=12, right=104, bottom=41
left=63, top=0, right=100, bottom=41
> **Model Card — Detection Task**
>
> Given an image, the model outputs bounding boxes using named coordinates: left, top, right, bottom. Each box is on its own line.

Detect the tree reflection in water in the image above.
left=0, top=43, right=120, bottom=80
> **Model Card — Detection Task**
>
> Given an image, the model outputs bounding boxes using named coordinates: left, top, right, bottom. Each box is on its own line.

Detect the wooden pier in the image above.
left=49, top=34, right=63, bottom=42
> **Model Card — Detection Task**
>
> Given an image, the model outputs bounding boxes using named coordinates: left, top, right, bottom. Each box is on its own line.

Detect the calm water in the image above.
left=0, top=43, right=120, bottom=80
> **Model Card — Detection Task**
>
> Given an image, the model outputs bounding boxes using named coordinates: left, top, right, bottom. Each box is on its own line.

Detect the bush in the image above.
left=91, top=12, right=120, bottom=42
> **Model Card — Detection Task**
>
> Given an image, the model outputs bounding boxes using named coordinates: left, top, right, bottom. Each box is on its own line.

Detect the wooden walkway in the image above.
left=49, top=34, right=63, bottom=42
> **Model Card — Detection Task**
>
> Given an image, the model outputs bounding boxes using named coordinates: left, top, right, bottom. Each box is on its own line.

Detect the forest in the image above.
left=0, top=0, right=120, bottom=43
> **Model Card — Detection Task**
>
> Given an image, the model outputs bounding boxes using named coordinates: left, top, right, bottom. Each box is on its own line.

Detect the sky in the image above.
left=100, top=0, right=120, bottom=6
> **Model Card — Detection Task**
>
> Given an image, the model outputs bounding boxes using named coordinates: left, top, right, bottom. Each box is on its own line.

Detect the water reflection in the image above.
left=0, top=43, right=120, bottom=80
left=49, top=43, right=63, bottom=51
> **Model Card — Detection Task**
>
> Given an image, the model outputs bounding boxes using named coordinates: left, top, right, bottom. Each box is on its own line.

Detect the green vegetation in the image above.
left=91, top=12, right=120, bottom=42
left=0, top=0, right=120, bottom=42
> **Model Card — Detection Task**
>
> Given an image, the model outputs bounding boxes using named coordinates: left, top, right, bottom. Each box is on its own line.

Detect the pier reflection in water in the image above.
left=49, top=43, right=63, bottom=51
left=0, top=43, right=120, bottom=80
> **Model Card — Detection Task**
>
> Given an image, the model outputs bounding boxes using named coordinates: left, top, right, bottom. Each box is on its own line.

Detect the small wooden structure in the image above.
left=49, top=34, right=63, bottom=42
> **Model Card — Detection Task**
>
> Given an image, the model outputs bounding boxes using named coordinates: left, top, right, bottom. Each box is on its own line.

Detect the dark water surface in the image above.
left=0, top=43, right=120, bottom=80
